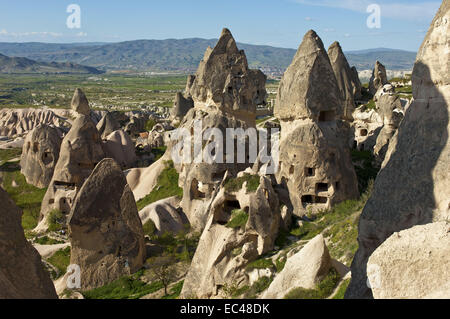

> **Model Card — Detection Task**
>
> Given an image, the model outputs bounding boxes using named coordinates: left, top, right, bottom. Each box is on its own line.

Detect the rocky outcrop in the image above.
left=350, top=66, right=363, bottom=100
left=351, top=108, right=383, bottom=151
left=68, top=159, right=145, bottom=290
left=173, top=28, right=267, bottom=230
left=71, top=88, right=90, bottom=116
left=367, top=222, right=450, bottom=299
left=368, top=61, right=388, bottom=95
left=20, top=124, right=62, bottom=188
left=103, top=129, right=137, bottom=169
left=138, top=196, right=189, bottom=235
left=262, top=234, right=331, bottom=299
left=328, top=41, right=360, bottom=121
left=0, top=108, right=68, bottom=138
left=180, top=174, right=280, bottom=298
left=36, top=89, right=105, bottom=232
left=97, top=112, right=121, bottom=140
left=275, top=30, right=359, bottom=216
left=347, top=1, right=450, bottom=298
left=0, top=187, right=57, bottom=299
left=170, top=92, right=194, bottom=124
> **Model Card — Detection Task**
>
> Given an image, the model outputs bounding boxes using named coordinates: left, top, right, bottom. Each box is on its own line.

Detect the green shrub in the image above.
left=332, top=279, right=351, bottom=299
left=162, top=280, right=184, bottom=299
left=243, top=276, right=273, bottom=299
left=143, top=220, right=156, bottom=237
left=35, top=236, right=64, bottom=245
left=47, top=209, right=64, bottom=232
left=136, top=160, right=183, bottom=211
left=226, top=209, right=248, bottom=229
left=145, top=118, right=157, bottom=132
left=284, top=268, right=340, bottom=299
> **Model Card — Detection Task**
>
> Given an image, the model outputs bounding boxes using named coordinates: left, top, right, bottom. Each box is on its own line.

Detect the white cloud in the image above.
left=0, top=30, right=63, bottom=38
left=304, top=16, right=313, bottom=21
left=324, top=28, right=335, bottom=32
left=76, top=32, right=88, bottom=37
left=293, top=0, right=440, bottom=22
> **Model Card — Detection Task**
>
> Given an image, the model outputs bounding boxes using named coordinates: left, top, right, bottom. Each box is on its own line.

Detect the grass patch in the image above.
left=0, top=148, right=22, bottom=163
left=246, top=258, right=274, bottom=271
left=332, top=278, right=351, bottom=299
left=284, top=268, right=340, bottom=299
left=143, top=219, right=157, bottom=237
left=83, top=270, right=163, bottom=299
left=47, top=246, right=71, bottom=278
left=226, top=209, right=249, bottom=229
left=34, top=236, right=64, bottom=245
left=224, top=173, right=260, bottom=193
left=0, top=151, right=47, bottom=230
left=150, top=146, right=167, bottom=162
left=243, top=276, right=273, bottom=299
left=136, top=160, right=182, bottom=211
left=145, top=118, right=157, bottom=132
left=47, top=209, right=64, bottom=232
left=161, top=280, right=184, bottom=299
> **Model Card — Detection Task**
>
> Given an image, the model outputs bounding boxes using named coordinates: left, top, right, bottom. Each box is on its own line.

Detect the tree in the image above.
left=147, top=254, right=177, bottom=296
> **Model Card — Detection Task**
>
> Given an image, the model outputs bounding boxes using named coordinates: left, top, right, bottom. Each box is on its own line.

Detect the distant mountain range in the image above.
left=0, top=53, right=104, bottom=74
left=0, top=39, right=417, bottom=74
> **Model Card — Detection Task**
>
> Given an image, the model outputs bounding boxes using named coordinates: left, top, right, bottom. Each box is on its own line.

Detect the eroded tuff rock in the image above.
left=20, top=124, right=62, bottom=188
left=103, top=129, right=137, bottom=169
left=172, top=28, right=267, bottom=230
left=36, top=90, right=105, bottom=232
left=0, top=187, right=57, bottom=299
left=368, top=61, right=388, bottom=95
left=180, top=174, right=280, bottom=298
left=71, top=88, right=90, bottom=116
left=275, top=30, right=359, bottom=216
left=97, top=112, right=121, bottom=140
left=0, top=108, right=68, bottom=138
left=170, top=92, right=194, bottom=124
left=68, top=159, right=145, bottom=290
left=328, top=41, right=360, bottom=121
left=347, top=1, right=450, bottom=298
left=367, top=222, right=450, bottom=299
left=262, top=234, right=331, bottom=299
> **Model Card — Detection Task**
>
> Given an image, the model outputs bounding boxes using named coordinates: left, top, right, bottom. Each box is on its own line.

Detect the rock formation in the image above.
left=103, top=129, right=137, bottom=169
left=0, top=108, right=69, bottom=138
left=368, top=61, right=388, bottom=95
left=275, top=30, right=359, bottom=216
left=367, top=222, right=450, bottom=299
left=0, top=187, right=57, bottom=299
left=170, top=92, right=194, bottom=124
left=347, top=1, right=450, bottom=298
left=96, top=112, right=121, bottom=140
left=36, top=89, right=105, bottom=232
left=262, top=234, right=331, bottom=299
left=350, top=66, right=363, bottom=100
left=20, top=124, right=62, bottom=188
left=173, top=28, right=267, bottom=230
left=328, top=41, right=360, bottom=120
left=180, top=173, right=280, bottom=298
left=68, top=158, right=145, bottom=290
left=71, top=88, right=90, bottom=115
left=138, top=196, right=189, bottom=235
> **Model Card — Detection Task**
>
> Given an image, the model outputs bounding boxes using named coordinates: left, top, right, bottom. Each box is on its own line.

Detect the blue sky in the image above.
left=0, top=0, right=441, bottom=51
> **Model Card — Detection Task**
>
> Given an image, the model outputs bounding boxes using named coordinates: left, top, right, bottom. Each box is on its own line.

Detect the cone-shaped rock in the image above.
left=0, top=187, right=57, bottom=299
left=170, top=92, right=194, bottom=122
left=275, top=30, right=343, bottom=122
left=96, top=112, right=121, bottom=140
left=68, top=158, right=145, bottom=290
left=368, top=61, right=388, bottom=95
left=20, top=124, right=62, bottom=188
left=347, top=0, right=450, bottom=299
left=275, top=30, right=358, bottom=216
left=71, top=88, right=90, bottom=115
left=328, top=41, right=359, bottom=120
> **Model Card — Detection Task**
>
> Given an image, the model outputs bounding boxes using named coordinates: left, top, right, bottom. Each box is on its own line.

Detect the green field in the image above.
left=0, top=74, right=188, bottom=111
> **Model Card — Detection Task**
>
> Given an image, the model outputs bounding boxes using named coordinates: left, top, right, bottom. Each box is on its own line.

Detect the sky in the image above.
left=0, top=0, right=442, bottom=51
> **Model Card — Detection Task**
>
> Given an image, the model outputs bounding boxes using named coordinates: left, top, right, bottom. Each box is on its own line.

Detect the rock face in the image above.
left=0, top=187, right=57, bottom=299
left=328, top=41, right=360, bottom=120
left=71, top=88, right=90, bottom=115
left=367, top=222, right=450, bottom=299
left=275, top=30, right=359, bottom=216
left=0, top=108, right=68, bottom=138
left=368, top=61, right=388, bottom=95
left=68, top=159, right=145, bottom=290
left=103, top=129, right=137, bottom=169
left=373, top=86, right=404, bottom=162
left=173, top=28, right=267, bottom=230
left=96, top=112, right=121, bottom=139
left=351, top=108, right=383, bottom=151
left=180, top=174, right=280, bottom=298
left=36, top=90, right=105, bottom=232
left=262, top=234, right=331, bottom=299
left=170, top=92, right=194, bottom=123
left=347, top=1, right=450, bottom=298
left=350, top=66, right=363, bottom=100
left=138, top=196, right=189, bottom=235
left=20, top=124, right=62, bottom=188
